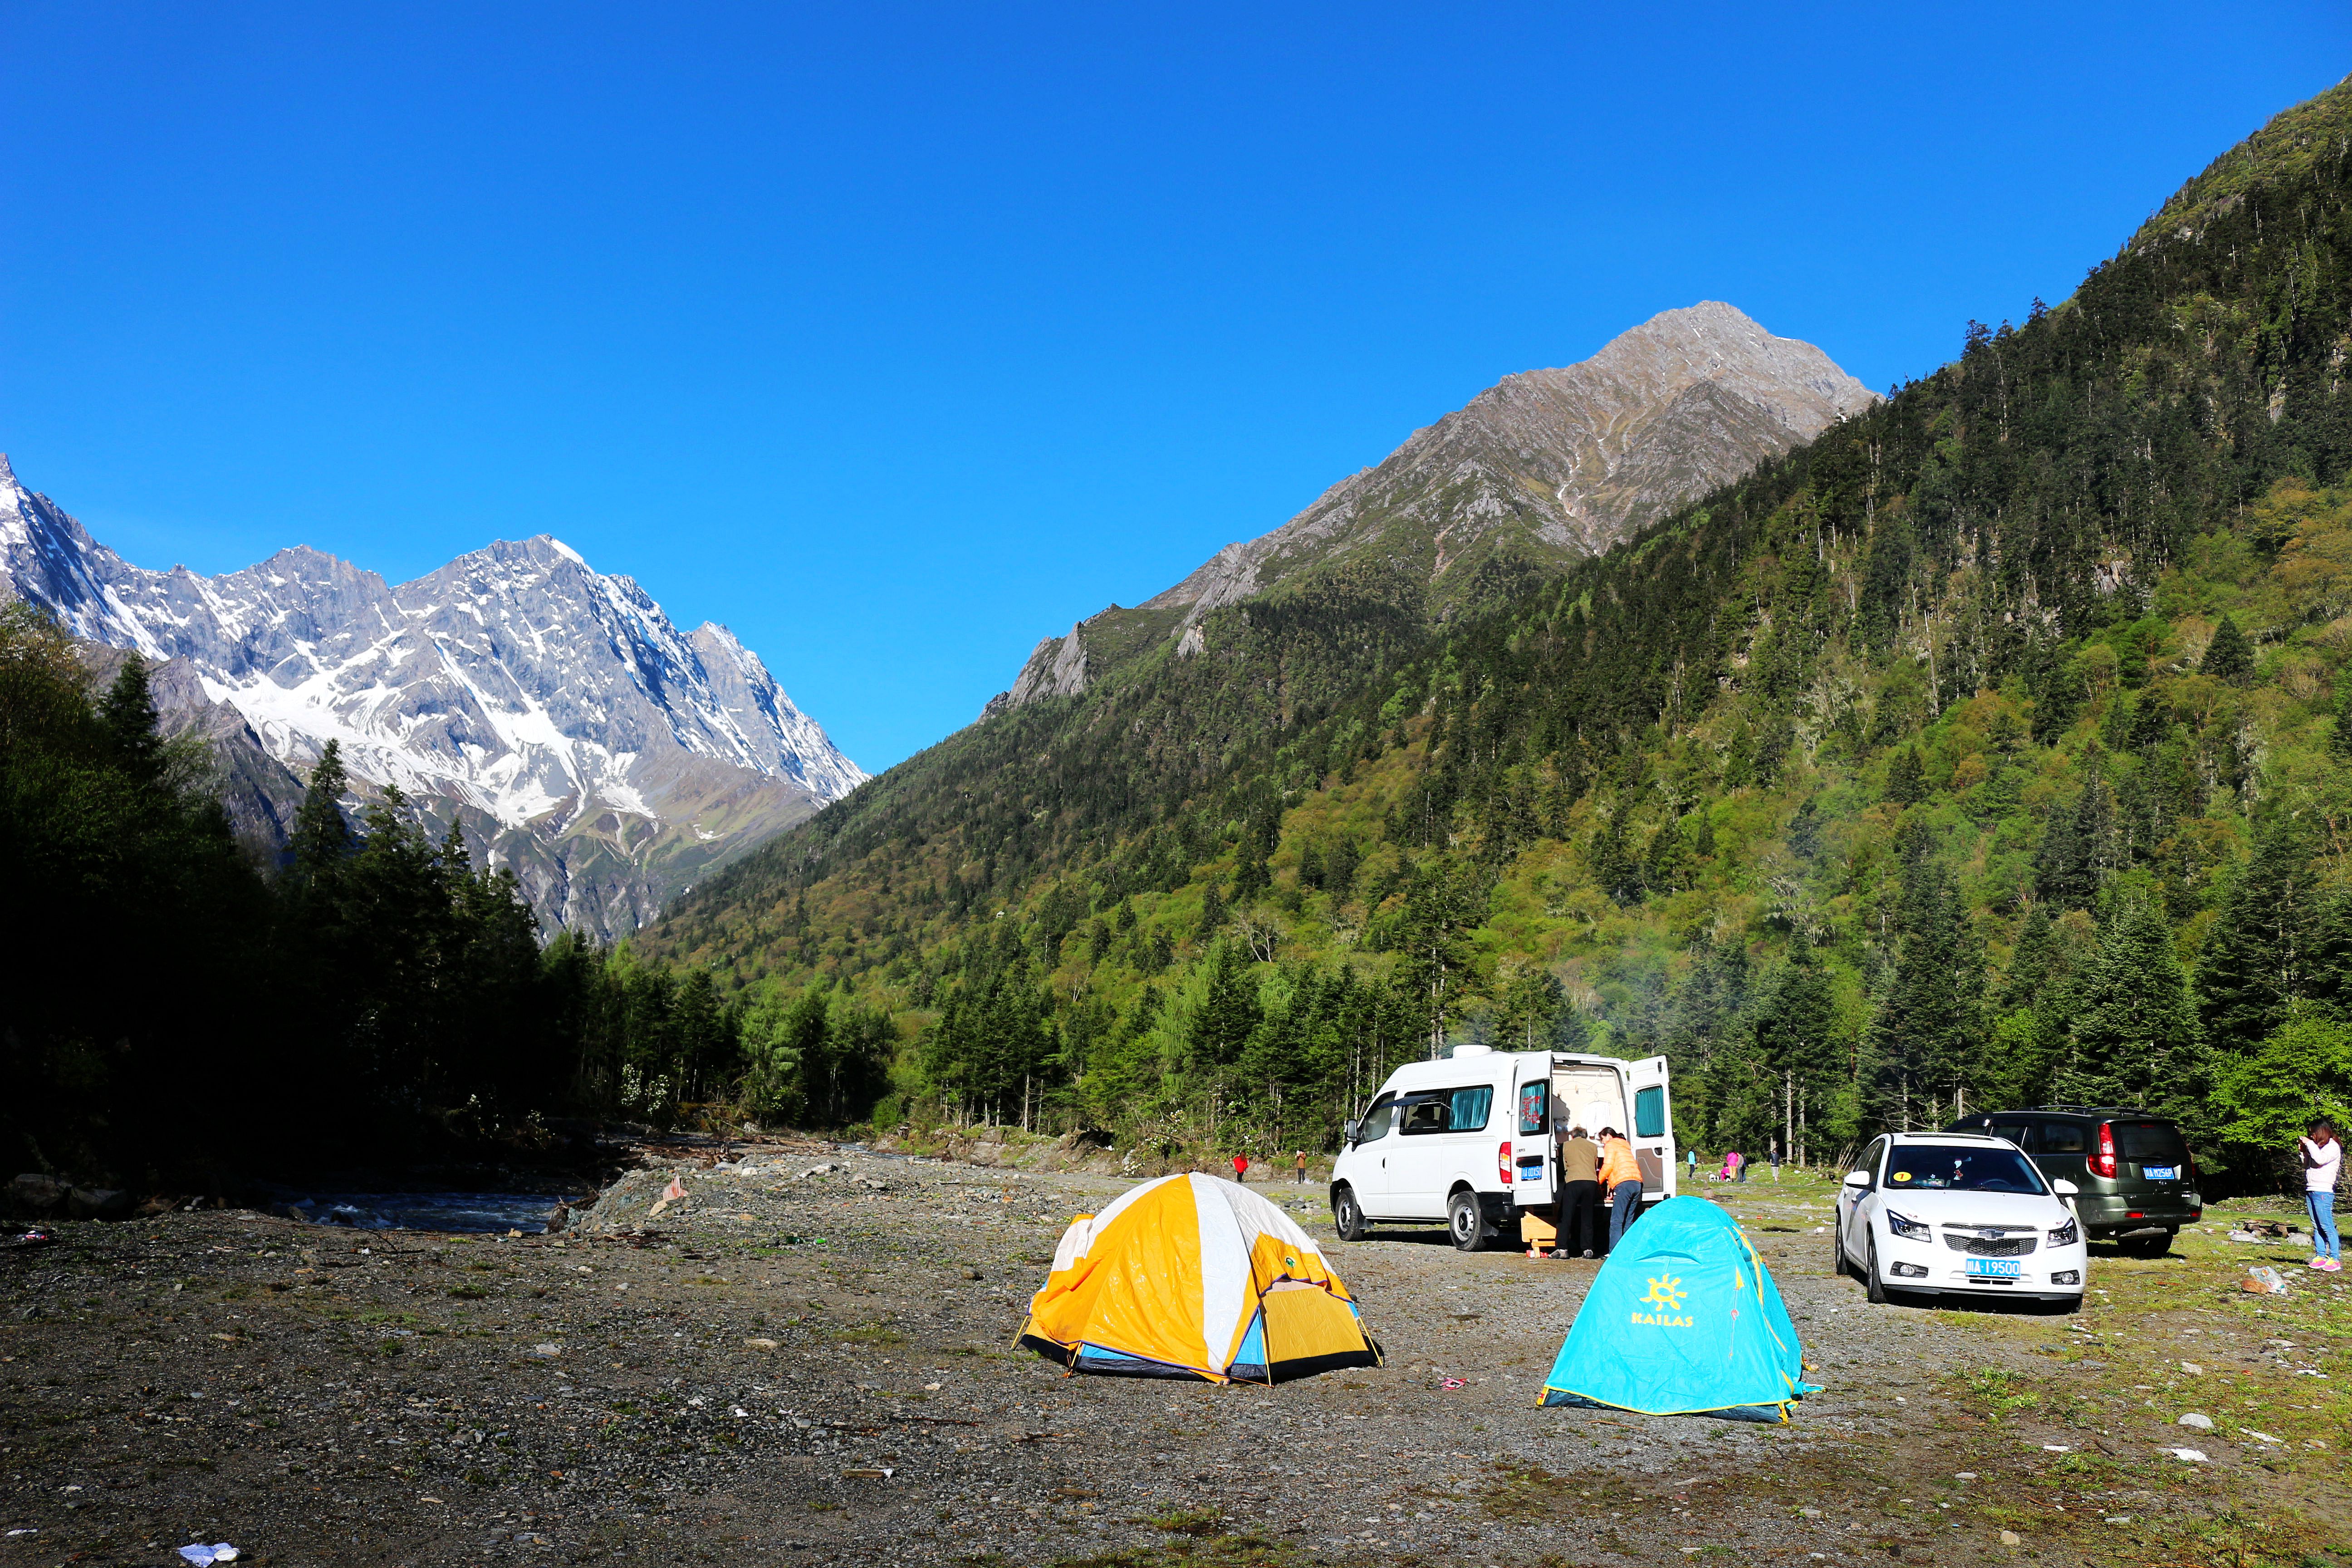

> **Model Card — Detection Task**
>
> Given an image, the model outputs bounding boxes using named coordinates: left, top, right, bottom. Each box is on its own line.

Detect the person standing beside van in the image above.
left=1557, top=1126, right=1601, bottom=1259
left=1598, top=1127, right=1643, bottom=1251
left=2303, top=1120, right=2342, bottom=1272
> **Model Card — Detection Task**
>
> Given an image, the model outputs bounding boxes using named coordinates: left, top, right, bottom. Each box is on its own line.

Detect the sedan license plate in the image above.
left=1966, top=1259, right=2022, bottom=1279
left=2142, top=1165, right=2179, bottom=1181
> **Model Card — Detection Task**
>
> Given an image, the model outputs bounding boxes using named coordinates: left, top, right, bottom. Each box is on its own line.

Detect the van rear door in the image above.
left=1510, top=1057, right=1555, bottom=1210
left=1628, top=1055, right=1677, bottom=1199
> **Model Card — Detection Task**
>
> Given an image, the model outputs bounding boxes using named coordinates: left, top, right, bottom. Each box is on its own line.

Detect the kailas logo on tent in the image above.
left=1630, top=1273, right=1692, bottom=1328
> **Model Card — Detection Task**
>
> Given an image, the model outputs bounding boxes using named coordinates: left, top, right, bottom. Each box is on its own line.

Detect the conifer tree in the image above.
left=289, top=740, right=354, bottom=881
left=1884, top=745, right=1925, bottom=805
left=98, top=656, right=165, bottom=785
left=2055, top=900, right=2197, bottom=1112
left=2202, top=614, right=2254, bottom=683
left=1867, top=856, right=1985, bottom=1127
left=2197, top=813, right=2318, bottom=1054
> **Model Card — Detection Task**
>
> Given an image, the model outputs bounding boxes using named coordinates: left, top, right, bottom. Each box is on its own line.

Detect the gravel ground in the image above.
left=4, top=1148, right=2347, bottom=1568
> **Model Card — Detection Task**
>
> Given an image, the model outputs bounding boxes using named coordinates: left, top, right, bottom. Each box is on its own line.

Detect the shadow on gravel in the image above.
left=1885, top=1289, right=2078, bottom=1317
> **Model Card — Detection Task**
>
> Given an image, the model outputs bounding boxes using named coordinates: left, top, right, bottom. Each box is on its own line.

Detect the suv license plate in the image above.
left=2142, top=1165, right=2178, bottom=1181
left=1966, top=1259, right=2022, bottom=1279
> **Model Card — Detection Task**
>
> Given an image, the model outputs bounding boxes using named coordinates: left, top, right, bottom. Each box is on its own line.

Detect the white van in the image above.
left=1329, top=1045, right=1676, bottom=1250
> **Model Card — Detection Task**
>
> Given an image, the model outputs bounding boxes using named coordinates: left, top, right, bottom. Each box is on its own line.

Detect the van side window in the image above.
left=1400, top=1098, right=1450, bottom=1135
left=1634, top=1085, right=1666, bottom=1139
left=1399, top=1087, right=1492, bottom=1134
left=1357, top=1096, right=1398, bottom=1142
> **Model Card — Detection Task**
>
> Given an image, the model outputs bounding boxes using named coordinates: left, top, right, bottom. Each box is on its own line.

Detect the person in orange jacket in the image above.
left=1597, top=1127, right=1644, bottom=1252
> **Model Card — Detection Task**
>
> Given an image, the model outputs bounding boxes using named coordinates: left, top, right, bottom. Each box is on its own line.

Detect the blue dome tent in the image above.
left=1538, top=1195, right=1817, bottom=1422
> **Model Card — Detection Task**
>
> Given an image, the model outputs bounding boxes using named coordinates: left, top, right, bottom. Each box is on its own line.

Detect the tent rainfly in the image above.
left=1539, top=1194, right=1817, bottom=1421
left=1018, top=1173, right=1381, bottom=1384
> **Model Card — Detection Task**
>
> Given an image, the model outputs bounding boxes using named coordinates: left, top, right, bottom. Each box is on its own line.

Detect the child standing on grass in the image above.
left=2302, top=1120, right=2342, bottom=1272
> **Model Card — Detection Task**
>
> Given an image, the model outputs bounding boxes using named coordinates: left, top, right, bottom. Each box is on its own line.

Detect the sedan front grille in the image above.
left=1944, top=1231, right=2037, bottom=1257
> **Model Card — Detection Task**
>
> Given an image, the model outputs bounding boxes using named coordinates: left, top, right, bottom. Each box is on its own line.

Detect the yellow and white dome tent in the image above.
left=1017, top=1173, right=1382, bottom=1384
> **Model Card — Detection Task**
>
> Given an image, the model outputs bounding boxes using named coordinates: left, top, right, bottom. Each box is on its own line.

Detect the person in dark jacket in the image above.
left=1555, top=1126, right=1601, bottom=1259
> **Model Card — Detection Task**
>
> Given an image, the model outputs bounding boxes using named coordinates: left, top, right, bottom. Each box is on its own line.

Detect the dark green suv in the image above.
left=1945, top=1106, right=2201, bottom=1257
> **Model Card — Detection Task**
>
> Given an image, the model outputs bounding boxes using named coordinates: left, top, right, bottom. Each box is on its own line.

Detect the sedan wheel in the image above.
left=1864, top=1230, right=1889, bottom=1305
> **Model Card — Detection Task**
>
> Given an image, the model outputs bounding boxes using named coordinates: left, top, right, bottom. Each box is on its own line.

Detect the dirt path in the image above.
left=3, top=1155, right=2345, bottom=1567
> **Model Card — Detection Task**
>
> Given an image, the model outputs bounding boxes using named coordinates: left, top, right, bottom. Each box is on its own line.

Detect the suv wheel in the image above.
left=2117, top=1230, right=2174, bottom=1259
left=1332, top=1185, right=1368, bottom=1242
left=1447, top=1189, right=1490, bottom=1252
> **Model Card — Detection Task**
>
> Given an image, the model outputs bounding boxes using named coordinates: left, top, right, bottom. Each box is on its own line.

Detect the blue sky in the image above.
left=4, top=5, right=2347, bottom=770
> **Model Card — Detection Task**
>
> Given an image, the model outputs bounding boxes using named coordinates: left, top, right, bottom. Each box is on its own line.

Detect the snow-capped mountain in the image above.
left=0, top=453, right=864, bottom=936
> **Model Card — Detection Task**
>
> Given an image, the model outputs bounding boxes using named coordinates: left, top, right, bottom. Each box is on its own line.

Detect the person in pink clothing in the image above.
left=2301, top=1120, right=2341, bottom=1271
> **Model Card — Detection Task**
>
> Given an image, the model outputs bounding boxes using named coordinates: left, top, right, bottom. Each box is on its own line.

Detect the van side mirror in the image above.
left=1343, top=1120, right=1362, bottom=1147
left=1842, top=1171, right=1871, bottom=1188
left=2051, top=1178, right=2079, bottom=1197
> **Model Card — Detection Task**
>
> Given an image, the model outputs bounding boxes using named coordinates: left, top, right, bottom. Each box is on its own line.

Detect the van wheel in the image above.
left=1332, top=1186, right=1368, bottom=1242
left=2118, top=1231, right=2173, bottom=1259
left=1448, top=1190, right=1490, bottom=1252
left=1864, top=1231, right=1889, bottom=1304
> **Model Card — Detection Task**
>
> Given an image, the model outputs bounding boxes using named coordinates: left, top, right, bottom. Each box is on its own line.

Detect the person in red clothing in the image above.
left=1231, top=1153, right=1249, bottom=1182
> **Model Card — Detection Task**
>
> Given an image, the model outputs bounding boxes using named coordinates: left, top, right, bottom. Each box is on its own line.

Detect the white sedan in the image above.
left=1835, top=1131, right=2087, bottom=1307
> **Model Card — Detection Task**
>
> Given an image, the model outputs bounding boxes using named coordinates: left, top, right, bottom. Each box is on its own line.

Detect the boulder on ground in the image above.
left=5, top=1175, right=66, bottom=1219
left=67, top=1188, right=132, bottom=1221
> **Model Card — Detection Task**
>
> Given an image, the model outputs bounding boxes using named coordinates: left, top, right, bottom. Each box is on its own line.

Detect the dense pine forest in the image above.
left=0, top=600, right=828, bottom=1181
left=13, top=81, right=2352, bottom=1194
left=636, top=79, right=2352, bottom=1191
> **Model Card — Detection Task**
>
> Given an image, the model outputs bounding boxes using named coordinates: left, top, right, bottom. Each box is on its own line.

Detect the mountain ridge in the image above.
left=0, top=455, right=865, bottom=936
left=982, top=301, right=1873, bottom=717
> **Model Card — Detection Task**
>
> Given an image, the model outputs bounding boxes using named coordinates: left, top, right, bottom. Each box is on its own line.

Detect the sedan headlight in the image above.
left=1886, top=1210, right=1934, bottom=1242
left=2047, top=1216, right=2079, bottom=1246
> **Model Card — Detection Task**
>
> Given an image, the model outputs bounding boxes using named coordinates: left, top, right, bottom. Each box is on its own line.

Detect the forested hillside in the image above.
left=0, top=600, right=763, bottom=1181
left=632, top=79, right=2352, bottom=1191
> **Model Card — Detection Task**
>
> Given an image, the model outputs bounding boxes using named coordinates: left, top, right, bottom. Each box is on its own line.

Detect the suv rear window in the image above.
left=2112, top=1121, right=2188, bottom=1161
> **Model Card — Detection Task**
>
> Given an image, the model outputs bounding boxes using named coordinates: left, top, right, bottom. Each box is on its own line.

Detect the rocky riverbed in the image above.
left=3, top=1147, right=2346, bottom=1567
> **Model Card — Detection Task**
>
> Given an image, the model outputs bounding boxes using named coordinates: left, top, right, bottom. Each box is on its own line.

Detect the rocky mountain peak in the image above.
left=983, top=304, right=1872, bottom=717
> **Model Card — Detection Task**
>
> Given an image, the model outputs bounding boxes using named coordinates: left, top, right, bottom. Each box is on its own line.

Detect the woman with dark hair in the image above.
left=2302, top=1119, right=2342, bottom=1273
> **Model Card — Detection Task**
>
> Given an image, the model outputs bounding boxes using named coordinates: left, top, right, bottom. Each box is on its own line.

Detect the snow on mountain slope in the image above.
left=0, top=453, right=864, bottom=936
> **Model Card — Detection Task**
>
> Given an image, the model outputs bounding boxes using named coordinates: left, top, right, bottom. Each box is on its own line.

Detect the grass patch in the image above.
left=834, top=1324, right=907, bottom=1346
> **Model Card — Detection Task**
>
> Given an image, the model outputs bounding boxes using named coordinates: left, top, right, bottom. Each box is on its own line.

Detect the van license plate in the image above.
left=1966, top=1259, right=2022, bottom=1279
left=2142, top=1165, right=2178, bottom=1181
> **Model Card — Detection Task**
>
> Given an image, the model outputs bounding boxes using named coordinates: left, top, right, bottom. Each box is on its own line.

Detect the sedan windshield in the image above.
left=1884, top=1144, right=2047, bottom=1194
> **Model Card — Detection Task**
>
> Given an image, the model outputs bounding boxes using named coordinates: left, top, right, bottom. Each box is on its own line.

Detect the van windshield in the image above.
left=1883, top=1145, right=2047, bottom=1194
